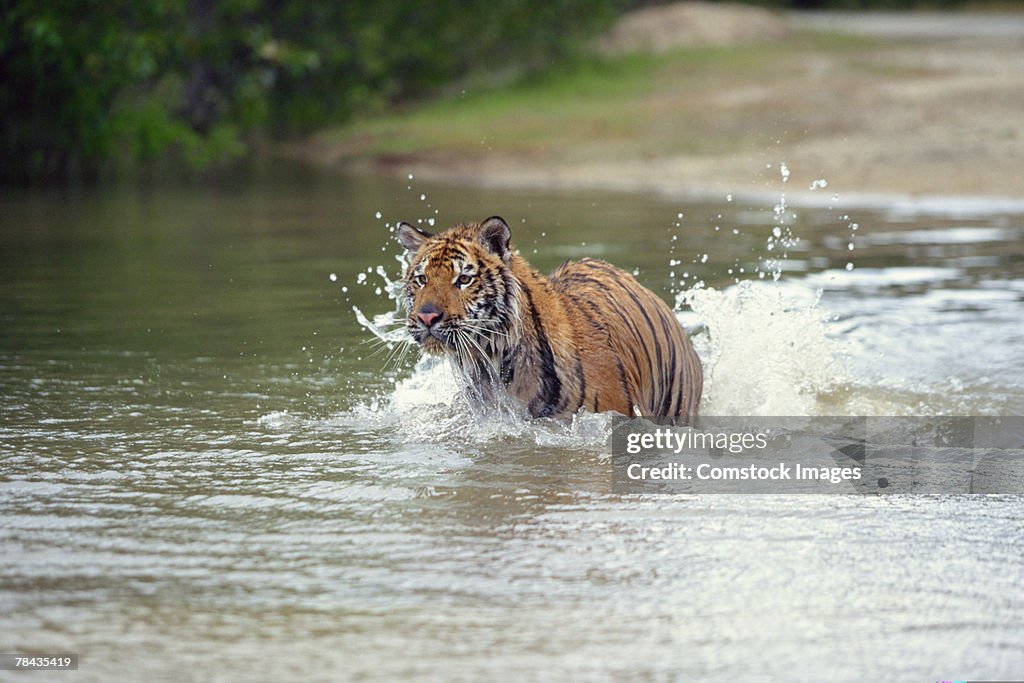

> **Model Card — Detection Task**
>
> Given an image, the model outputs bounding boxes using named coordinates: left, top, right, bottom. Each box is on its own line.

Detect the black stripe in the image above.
left=657, top=308, right=679, bottom=417
left=620, top=285, right=665, bottom=413
left=557, top=262, right=666, bottom=415
left=674, top=337, right=687, bottom=418
left=677, top=357, right=690, bottom=420
left=563, top=292, right=606, bottom=333
left=579, top=259, right=627, bottom=277
left=565, top=291, right=625, bottom=414
left=563, top=282, right=649, bottom=392
left=551, top=273, right=605, bottom=289
left=614, top=356, right=634, bottom=413
left=502, top=271, right=516, bottom=325
left=476, top=356, right=492, bottom=382
left=588, top=285, right=655, bottom=411
left=432, top=243, right=466, bottom=266
left=561, top=292, right=600, bottom=414
left=686, top=350, right=702, bottom=419
left=574, top=349, right=586, bottom=413
left=570, top=264, right=663, bottom=410
left=501, top=348, right=515, bottom=385
left=521, top=285, right=562, bottom=418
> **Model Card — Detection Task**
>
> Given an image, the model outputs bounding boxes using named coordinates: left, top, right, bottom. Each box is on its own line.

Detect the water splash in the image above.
left=761, top=162, right=800, bottom=282
left=679, top=281, right=847, bottom=416
left=340, top=355, right=616, bottom=451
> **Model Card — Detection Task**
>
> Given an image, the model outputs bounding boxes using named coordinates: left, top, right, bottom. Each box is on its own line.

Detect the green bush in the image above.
left=0, top=0, right=622, bottom=184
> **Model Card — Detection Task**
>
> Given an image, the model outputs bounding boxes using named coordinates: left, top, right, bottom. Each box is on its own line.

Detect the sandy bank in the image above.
left=288, top=6, right=1024, bottom=207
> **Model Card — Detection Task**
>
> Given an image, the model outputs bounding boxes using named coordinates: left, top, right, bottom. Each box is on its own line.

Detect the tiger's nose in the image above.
left=417, top=303, right=442, bottom=328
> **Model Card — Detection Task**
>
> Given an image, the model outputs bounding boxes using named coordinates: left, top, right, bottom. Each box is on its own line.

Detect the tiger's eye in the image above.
left=457, top=274, right=474, bottom=287
left=414, top=274, right=427, bottom=287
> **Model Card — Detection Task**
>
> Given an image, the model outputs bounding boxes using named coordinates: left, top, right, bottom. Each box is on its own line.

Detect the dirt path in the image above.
left=789, top=11, right=1024, bottom=39
left=293, top=7, right=1024, bottom=206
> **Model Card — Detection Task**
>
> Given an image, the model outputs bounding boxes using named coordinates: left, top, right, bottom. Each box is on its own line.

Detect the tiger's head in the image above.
left=396, top=216, right=522, bottom=365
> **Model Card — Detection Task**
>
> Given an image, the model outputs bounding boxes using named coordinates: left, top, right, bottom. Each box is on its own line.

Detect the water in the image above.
left=1, top=166, right=1022, bottom=681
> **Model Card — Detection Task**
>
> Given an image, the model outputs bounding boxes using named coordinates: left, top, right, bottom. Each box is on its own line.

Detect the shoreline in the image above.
left=284, top=9, right=1024, bottom=214
left=286, top=149, right=1024, bottom=216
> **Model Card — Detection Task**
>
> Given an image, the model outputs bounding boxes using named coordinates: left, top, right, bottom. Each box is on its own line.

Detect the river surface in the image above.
left=1, top=167, right=1022, bottom=681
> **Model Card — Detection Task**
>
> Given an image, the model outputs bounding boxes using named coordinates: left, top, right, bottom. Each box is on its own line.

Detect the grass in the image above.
left=318, top=31, right=886, bottom=164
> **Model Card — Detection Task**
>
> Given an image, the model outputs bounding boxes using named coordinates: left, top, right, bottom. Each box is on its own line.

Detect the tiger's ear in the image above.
left=396, top=222, right=432, bottom=253
left=478, top=216, right=511, bottom=260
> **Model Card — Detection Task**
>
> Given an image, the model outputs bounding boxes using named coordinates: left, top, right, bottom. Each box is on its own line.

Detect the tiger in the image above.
left=396, top=215, right=702, bottom=421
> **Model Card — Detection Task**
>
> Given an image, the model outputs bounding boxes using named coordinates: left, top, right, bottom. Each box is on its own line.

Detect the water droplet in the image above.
left=356, top=273, right=367, bottom=284
left=845, top=262, right=854, bottom=271
left=375, top=211, right=382, bottom=219
left=329, top=273, right=337, bottom=282
left=726, top=194, right=733, bottom=202
left=772, top=227, right=782, bottom=238
left=848, top=243, right=855, bottom=251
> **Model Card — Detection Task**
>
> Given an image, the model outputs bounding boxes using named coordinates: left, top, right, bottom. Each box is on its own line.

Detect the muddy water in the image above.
left=1, top=167, right=1022, bottom=681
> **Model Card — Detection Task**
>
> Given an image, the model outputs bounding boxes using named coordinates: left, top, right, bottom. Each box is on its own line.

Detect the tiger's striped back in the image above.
left=549, top=258, right=702, bottom=420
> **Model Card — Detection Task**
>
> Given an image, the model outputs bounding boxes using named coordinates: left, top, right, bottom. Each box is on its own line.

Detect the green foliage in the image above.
left=1, top=0, right=177, bottom=182
left=0, top=0, right=623, bottom=184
